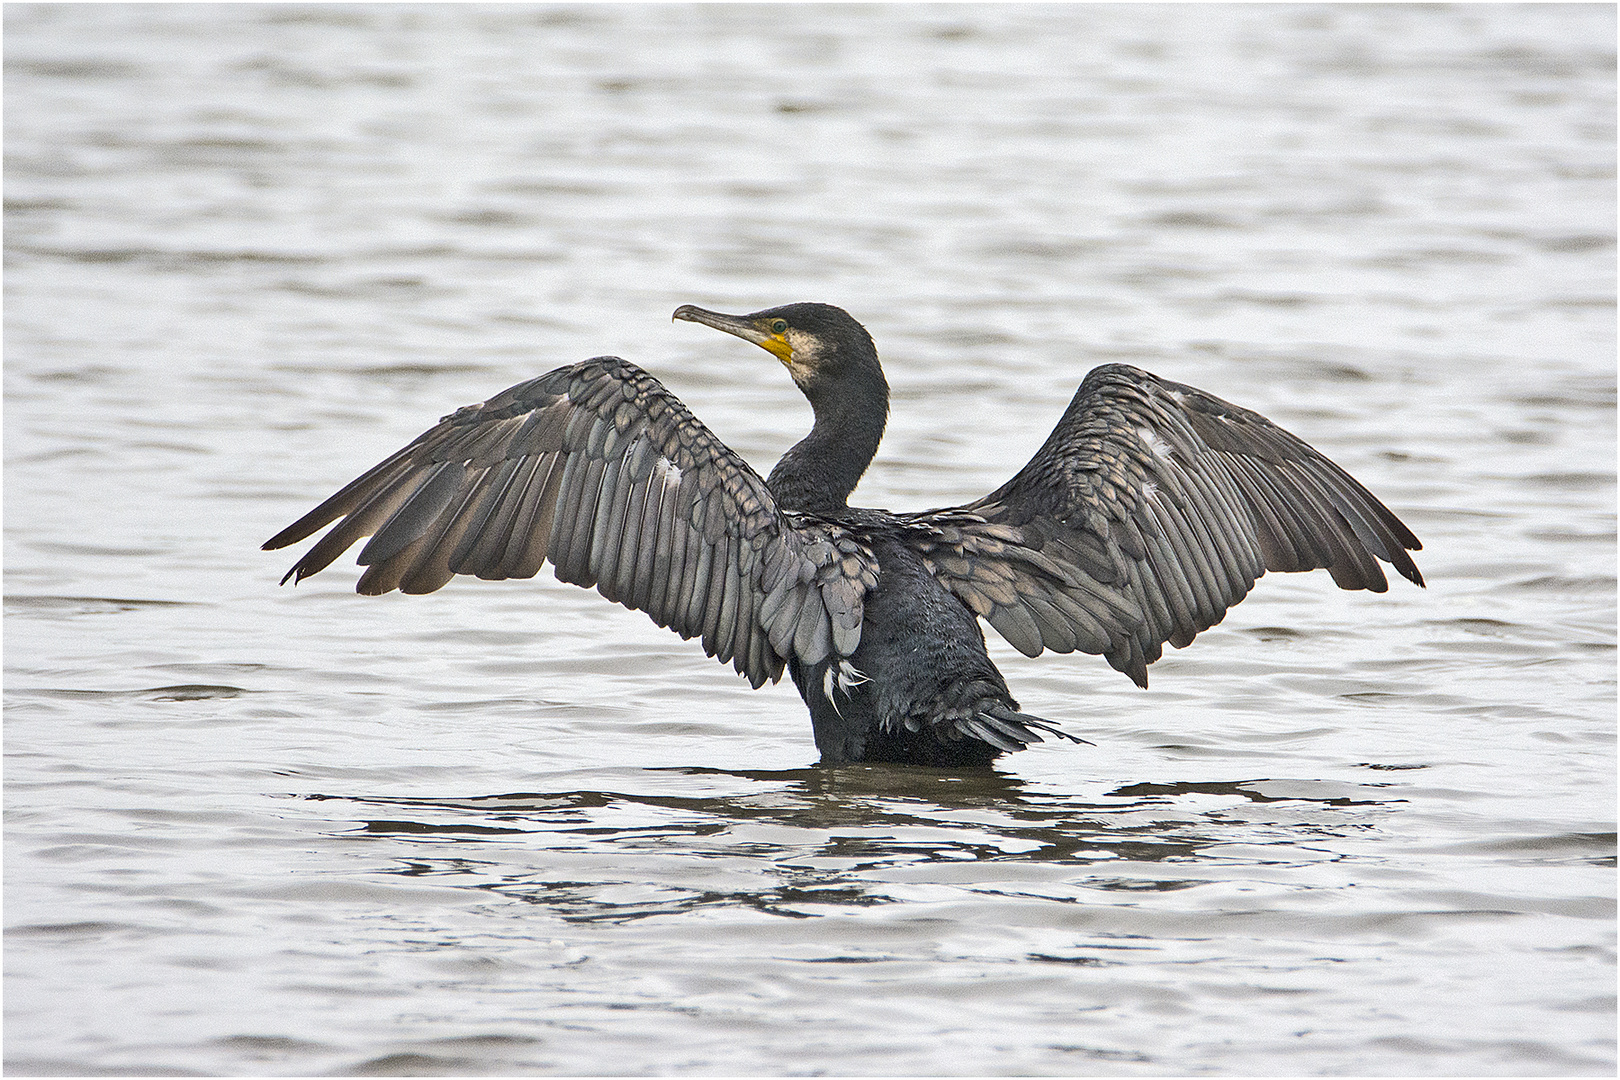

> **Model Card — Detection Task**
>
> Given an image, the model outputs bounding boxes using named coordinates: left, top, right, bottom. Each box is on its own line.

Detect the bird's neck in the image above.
left=767, top=373, right=889, bottom=515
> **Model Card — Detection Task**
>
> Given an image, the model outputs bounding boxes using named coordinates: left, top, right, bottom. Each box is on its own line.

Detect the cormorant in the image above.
left=264, top=303, right=1423, bottom=767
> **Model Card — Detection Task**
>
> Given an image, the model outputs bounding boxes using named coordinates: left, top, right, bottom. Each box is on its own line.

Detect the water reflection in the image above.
left=308, top=766, right=1404, bottom=923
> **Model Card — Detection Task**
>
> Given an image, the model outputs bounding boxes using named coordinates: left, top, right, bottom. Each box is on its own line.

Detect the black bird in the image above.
left=265, top=303, right=1423, bottom=767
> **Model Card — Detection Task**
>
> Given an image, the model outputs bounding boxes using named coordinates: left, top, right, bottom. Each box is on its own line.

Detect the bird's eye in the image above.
left=771, top=319, right=788, bottom=334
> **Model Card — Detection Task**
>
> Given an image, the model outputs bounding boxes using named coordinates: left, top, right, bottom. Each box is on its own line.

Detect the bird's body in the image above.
left=788, top=532, right=1046, bottom=767
left=266, top=302, right=1422, bottom=766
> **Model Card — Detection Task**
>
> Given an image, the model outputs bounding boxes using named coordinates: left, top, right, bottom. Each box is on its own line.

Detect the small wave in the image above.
left=7, top=58, right=144, bottom=80
left=4, top=595, right=199, bottom=616
left=16, top=684, right=249, bottom=702
left=6, top=242, right=323, bottom=267
left=1505, top=574, right=1616, bottom=595
left=5, top=920, right=144, bottom=937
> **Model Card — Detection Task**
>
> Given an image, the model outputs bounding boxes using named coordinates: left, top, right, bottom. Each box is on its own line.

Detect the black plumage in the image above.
left=265, top=302, right=1423, bottom=766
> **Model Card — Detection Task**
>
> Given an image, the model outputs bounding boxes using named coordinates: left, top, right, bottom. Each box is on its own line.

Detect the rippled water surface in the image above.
left=6, top=4, right=1615, bottom=1076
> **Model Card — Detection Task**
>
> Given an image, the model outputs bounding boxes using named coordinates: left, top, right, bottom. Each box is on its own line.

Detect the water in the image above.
left=5, top=4, right=1614, bottom=1075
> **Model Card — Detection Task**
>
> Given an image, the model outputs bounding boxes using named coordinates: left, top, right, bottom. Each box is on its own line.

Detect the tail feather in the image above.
left=959, top=715, right=1032, bottom=753
left=975, top=703, right=1092, bottom=749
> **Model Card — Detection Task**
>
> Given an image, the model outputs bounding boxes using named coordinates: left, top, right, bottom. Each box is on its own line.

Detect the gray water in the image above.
left=5, top=4, right=1615, bottom=1076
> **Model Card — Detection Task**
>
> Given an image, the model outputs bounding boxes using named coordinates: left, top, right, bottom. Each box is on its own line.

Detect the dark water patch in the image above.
left=1521, top=472, right=1616, bottom=491
left=438, top=208, right=537, bottom=229
left=1526, top=526, right=1617, bottom=544
left=230, top=59, right=416, bottom=94
left=1420, top=832, right=1616, bottom=867
left=1109, top=779, right=1392, bottom=807
left=775, top=98, right=841, bottom=116
left=1504, top=574, right=1616, bottom=595
left=1406, top=891, right=1615, bottom=921
left=1311, top=362, right=1374, bottom=382
left=274, top=276, right=440, bottom=301
left=3, top=152, right=89, bottom=181
left=18, top=364, right=125, bottom=384
left=1496, top=426, right=1555, bottom=445
left=410, top=1035, right=546, bottom=1051
left=7, top=243, right=324, bottom=268
left=1110, top=264, right=1219, bottom=290
left=1440, top=616, right=1539, bottom=635
left=1045, top=1044, right=1154, bottom=1063
left=4, top=595, right=200, bottom=617
left=127, top=439, right=211, bottom=456
left=1363, top=246, right=1513, bottom=269
left=1146, top=210, right=1246, bottom=230
left=975, top=237, right=1113, bottom=262
left=489, top=879, right=717, bottom=923
left=356, top=361, right=498, bottom=379
left=266, top=359, right=499, bottom=381
left=6, top=58, right=144, bottom=80
left=1469, top=43, right=1616, bottom=78
left=2, top=1060, right=211, bottom=1077
left=363, top=820, right=531, bottom=837
left=6, top=920, right=145, bottom=938
left=342, top=1052, right=477, bottom=1076
left=14, top=684, right=249, bottom=702
left=1215, top=289, right=1319, bottom=309
left=1027, top=952, right=1123, bottom=966
left=211, top=1034, right=337, bottom=1058
left=4, top=197, right=75, bottom=213
left=1533, top=233, right=1615, bottom=254
left=1081, top=877, right=1202, bottom=894
left=258, top=7, right=374, bottom=27
left=152, top=137, right=292, bottom=170
left=1241, top=625, right=1310, bottom=641
left=1543, top=294, right=1617, bottom=311
left=491, top=178, right=623, bottom=199
left=1510, top=382, right=1617, bottom=410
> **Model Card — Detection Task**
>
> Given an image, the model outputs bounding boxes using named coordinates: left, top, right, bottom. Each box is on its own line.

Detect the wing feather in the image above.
left=269, top=457, right=421, bottom=585
left=644, top=473, right=678, bottom=612
left=542, top=447, right=589, bottom=581
left=357, top=460, right=466, bottom=568
left=588, top=454, right=627, bottom=597
left=1142, top=501, right=1206, bottom=641
left=445, top=456, right=524, bottom=572
left=557, top=455, right=607, bottom=587
left=901, top=363, right=1421, bottom=687
left=398, top=469, right=493, bottom=595
left=509, top=451, right=567, bottom=579
left=619, top=464, right=657, bottom=610
left=265, top=357, right=873, bottom=686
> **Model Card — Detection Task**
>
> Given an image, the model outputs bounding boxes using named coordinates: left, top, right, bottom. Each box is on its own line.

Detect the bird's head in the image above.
left=672, top=302, right=881, bottom=397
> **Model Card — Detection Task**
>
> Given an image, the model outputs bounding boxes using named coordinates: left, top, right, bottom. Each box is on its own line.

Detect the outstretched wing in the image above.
left=903, top=363, right=1423, bottom=687
left=263, top=357, right=877, bottom=688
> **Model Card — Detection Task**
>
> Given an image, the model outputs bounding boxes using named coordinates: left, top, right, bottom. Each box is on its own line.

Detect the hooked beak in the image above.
left=673, top=304, right=792, bottom=362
